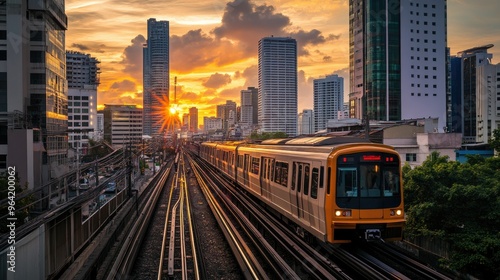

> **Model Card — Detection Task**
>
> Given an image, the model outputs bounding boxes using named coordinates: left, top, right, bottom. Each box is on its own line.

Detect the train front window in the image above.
left=336, top=152, right=402, bottom=209
left=337, top=167, right=358, bottom=197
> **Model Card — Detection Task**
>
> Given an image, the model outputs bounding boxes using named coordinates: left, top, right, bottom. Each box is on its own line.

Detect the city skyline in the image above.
left=66, top=0, right=500, bottom=121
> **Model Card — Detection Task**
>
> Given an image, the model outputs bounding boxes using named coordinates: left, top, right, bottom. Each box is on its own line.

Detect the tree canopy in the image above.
left=403, top=152, right=500, bottom=278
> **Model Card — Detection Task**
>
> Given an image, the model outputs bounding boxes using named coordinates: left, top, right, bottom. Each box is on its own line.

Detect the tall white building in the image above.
left=298, top=109, right=314, bottom=135
left=314, top=74, right=344, bottom=132
left=66, top=51, right=100, bottom=153
left=349, top=0, right=447, bottom=131
left=258, top=37, right=298, bottom=136
left=143, top=18, right=169, bottom=136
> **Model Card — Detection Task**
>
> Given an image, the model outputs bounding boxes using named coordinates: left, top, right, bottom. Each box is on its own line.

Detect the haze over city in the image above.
left=66, top=0, right=500, bottom=120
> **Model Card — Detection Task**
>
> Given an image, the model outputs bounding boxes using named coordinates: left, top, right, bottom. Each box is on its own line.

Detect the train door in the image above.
left=260, top=157, right=271, bottom=199
left=290, top=162, right=299, bottom=217
left=307, top=162, right=322, bottom=228
left=243, top=154, right=249, bottom=187
left=301, top=163, right=311, bottom=225
left=291, top=162, right=312, bottom=225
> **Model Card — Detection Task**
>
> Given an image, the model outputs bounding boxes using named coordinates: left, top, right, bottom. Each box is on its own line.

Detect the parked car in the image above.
left=79, top=183, right=90, bottom=191
left=105, top=182, right=116, bottom=193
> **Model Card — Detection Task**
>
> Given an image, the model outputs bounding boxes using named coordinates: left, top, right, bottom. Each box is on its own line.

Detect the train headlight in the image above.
left=390, top=209, right=403, bottom=216
left=335, top=210, right=351, bottom=217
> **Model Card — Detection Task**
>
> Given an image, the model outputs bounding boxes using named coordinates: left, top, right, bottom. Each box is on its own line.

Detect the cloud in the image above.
left=291, top=29, right=339, bottom=56
left=213, top=0, right=290, bottom=55
left=109, top=79, right=137, bottom=92
left=120, top=35, right=146, bottom=83
left=68, top=43, right=107, bottom=53
left=202, top=72, right=232, bottom=89
left=212, top=0, right=336, bottom=58
left=241, top=65, right=258, bottom=88
left=170, top=29, right=246, bottom=73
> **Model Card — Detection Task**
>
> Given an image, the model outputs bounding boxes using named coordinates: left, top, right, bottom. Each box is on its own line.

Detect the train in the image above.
left=199, top=136, right=405, bottom=244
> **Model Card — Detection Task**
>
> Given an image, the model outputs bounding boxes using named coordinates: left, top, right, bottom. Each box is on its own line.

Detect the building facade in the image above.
left=258, top=37, right=298, bottom=136
left=240, top=87, right=258, bottom=126
left=203, top=117, right=223, bottom=132
left=314, top=74, right=344, bottom=132
left=66, top=51, right=100, bottom=152
left=103, top=105, right=143, bottom=148
left=143, top=18, right=169, bottom=136
left=189, top=107, right=198, bottom=132
left=451, top=45, right=500, bottom=144
left=298, top=109, right=314, bottom=135
left=349, top=0, right=447, bottom=131
left=0, top=0, right=68, bottom=186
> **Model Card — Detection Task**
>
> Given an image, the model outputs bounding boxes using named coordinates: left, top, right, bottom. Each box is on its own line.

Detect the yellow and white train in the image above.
left=199, top=136, right=405, bottom=244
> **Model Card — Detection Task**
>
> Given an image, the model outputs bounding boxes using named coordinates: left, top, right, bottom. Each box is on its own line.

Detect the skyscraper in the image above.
left=451, top=45, right=499, bottom=144
left=143, top=18, right=169, bottom=136
left=0, top=1, right=68, bottom=186
left=258, top=37, right=297, bottom=136
left=314, top=74, right=344, bottom=132
left=349, top=0, right=447, bottom=131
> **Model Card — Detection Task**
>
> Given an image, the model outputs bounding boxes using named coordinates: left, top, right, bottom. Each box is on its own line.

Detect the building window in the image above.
left=30, top=73, right=45, bottom=84
left=0, top=155, right=6, bottom=169
left=0, top=50, right=6, bottom=61
left=30, top=51, right=44, bottom=63
left=30, top=31, right=43, bottom=41
left=406, top=153, right=417, bottom=162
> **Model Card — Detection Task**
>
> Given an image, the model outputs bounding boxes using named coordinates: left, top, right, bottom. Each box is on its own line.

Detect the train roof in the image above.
left=283, top=136, right=370, bottom=146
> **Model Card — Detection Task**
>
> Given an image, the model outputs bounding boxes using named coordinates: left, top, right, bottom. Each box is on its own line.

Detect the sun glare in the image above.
left=152, top=94, right=181, bottom=134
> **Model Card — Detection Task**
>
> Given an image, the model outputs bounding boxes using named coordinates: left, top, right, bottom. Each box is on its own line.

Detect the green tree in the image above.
left=0, top=172, right=34, bottom=234
left=403, top=154, right=500, bottom=278
left=488, top=128, right=500, bottom=155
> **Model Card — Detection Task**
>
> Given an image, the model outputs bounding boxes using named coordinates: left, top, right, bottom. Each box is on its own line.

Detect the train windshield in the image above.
left=336, top=152, right=401, bottom=209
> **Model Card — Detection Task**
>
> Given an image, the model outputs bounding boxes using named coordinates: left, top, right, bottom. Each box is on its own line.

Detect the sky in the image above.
left=65, top=0, right=500, bottom=124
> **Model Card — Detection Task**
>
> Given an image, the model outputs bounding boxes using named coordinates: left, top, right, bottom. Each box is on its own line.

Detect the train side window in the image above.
left=281, top=162, right=288, bottom=187
left=274, top=162, right=282, bottom=185
left=311, top=167, right=319, bottom=199
left=251, top=157, right=259, bottom=174
left=327, top=167, right=331, bottom=195
left=304, top=165, right=310, bottom=195
left=238, top=155, right=243, bottom=168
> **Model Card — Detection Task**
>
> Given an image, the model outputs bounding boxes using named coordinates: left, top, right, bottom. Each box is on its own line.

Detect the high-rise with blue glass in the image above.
left=143, top=18, right=169, bottom=136
left=349, top=0, right=447, bottom=131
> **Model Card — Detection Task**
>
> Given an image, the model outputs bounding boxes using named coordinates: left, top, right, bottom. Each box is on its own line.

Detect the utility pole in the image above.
left=76, top=146, right=80, bottom=197
left=127, top=141, right=132, bottom=197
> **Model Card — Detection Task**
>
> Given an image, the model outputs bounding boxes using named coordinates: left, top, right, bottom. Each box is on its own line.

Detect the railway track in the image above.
left=103, top=147, right=452, bottom=280
left=158, top=153, right=202, bottom=279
